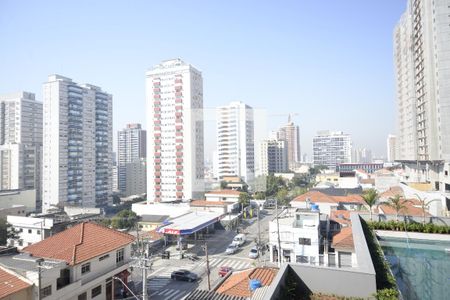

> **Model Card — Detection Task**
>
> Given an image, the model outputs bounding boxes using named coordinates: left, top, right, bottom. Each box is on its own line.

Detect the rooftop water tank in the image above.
left=249, top=279, right=262, bottom=291
left=310, top=204, right=319, bottom=212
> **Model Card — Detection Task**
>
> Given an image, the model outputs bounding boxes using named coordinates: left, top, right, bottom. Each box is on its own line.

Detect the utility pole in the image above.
left=204, top=241, right=211, bottom=290
left=142, top=254, right=148, bottom=300
left=257, top=204, right=261, bottom=258
left=37, top=259, right=42, bottom=300
left=275, top=200, right=282, bottom=267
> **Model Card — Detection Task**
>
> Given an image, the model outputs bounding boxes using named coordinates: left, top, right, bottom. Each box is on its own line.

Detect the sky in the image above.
left=0, top=0, right=406, bottom=160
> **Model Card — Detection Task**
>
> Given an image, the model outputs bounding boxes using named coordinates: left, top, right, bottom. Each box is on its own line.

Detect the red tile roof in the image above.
left=292, top=190, right=364, bottom=205
left=0, top=266, right=31, bottom=299
left=332, top=227, right=354, bottom=250
left=380, top=186, right=404, bottom=199
left=206, top=190, right=241, bottom=196
left=330, top=210, right=352, bottom=225
left=23, top=222, right=135, bottom=265
left=378, top=201, right=431, bottom=217
left=190, top=200, right=233, bottom=206
left=216, top=267, right=278, bottom=298
left=139, top=229, right=163, bottom=241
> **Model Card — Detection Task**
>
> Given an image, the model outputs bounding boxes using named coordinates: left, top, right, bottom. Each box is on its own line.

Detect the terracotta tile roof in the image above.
left=222, top=176, right=242, bottom=183
left=206, top=190, right=241, bottom=196
left=332, top=227, right=354, bottom=250
left=190, top=200, right=233, bottom=206
left=378, top=201, right=431, bottom=217
left=293, top=190, right=364, bottom=205
left=140, top=229, right=163, bottom=241
left=22, top=222, right=135, bottom=265
left=216, top=267, right=278, bottom=298
left=360, top=178, right=375, bottom=184
left=330, top=210, right=352, bottom=225
left=380, top=186, right=404, bottom=199
left=0, top=266, right=31, bottom=299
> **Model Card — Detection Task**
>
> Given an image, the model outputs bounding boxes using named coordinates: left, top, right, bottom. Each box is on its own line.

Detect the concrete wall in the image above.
left=358, top=212, right=450, bottom=226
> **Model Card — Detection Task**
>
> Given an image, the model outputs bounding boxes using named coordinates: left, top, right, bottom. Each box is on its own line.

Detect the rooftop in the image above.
left=190, top=200, right=234, bottom=207
left=332, top=227, right=354, bottom=250
left=22, top=222, right=135, bottom=265
left=0, top=266, right=31, bottom=298
left=292, top=190, right=365, bottom=205
left=216, top=267, right=278, bottom=298
left=206, top=190, right=241, bottom=196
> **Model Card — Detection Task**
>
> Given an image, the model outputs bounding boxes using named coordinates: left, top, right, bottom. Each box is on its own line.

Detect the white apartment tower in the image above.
left=276, top=115, right=300, bottom=170
left=146, top=59, right=204, bottom=202
left=395, top=0, right=450, bottom=161
left=259, top=139, right=288, bottom=176
left=216, top=101, right=255, bottom=183
left=42, top=75, right=113, bottom=212
left=387, top=134, right=397, bottom=162
left=118, top=123, right=146, bottom=195
left=313, top=130, right=352, bottom=169
left=0, top=92, right=43, bottom=207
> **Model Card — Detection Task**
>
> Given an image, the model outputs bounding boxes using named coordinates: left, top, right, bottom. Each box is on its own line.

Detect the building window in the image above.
left=28, top=229, right=32, bottom=234
left=37, top=230, right=41, bottom=235
left=299, top=238, right=311, bottom=245
left=91, top=285, right=102, bottom=298
left=41, top=285, right=52, bottom=298
left=78, top=292, right=87, bottom=300
left=81, top=262, right=91, bottom=274
left=99, top=254, right=110, bottom=261
left=116, top=248, right=124, bottom=264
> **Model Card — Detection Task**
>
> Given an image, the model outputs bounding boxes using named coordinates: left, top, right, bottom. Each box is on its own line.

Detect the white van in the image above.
left=232, top=234, right=246, bottom=246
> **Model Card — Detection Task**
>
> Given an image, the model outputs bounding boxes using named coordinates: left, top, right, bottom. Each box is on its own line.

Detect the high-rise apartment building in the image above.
left=259, top=139, right=288, bottom=176
left=313, top=130, right=352, bottom=169
left=276, top=115, right=300, bottom=170
left=395, top=0, right=450, bottom=161
left=146, top=59, right=204, bottom=202
left=117, top=123, right=147, bottom=195
left=387, top=134, right=397, bottom=162
left=0, top=92, right=43, bottom=208
left=351, top=148, right=372, bottom=163
left=42, top=75, right=113, bottom=212
left=216, top=101, right=254, bottom=183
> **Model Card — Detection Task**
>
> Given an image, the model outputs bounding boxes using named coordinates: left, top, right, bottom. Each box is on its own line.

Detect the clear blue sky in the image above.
left=0, top=0, right=406, bottom=159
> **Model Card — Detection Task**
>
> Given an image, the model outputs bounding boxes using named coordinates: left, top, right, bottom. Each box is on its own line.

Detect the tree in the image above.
left=0, top=219, right=19, bottom=246
left=289, top=186, right=307, bottom=199
left=111, top=209, right=138, bottom=230
left=276, top=187, right=289, bottom=206
left=220, top=180, right=228, bottom=189
left=362, top=188, right=379, bottom=221
left=253, top=191, right=266, bottom=200
left=266, top=175, right=285, bottom=197
left=238, top=192, right=250, bottom=208
left=384, top=194, right=410, bottom=221
left=414, top=194, right=440, bottom=224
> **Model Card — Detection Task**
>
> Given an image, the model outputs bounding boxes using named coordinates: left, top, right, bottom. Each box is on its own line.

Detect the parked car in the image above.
left=170, top=270, right=198, bottom=282
left=225, top=243, right=239, bottom=255
left=218, top=266, right=232, bottom=277
left=231, top=234, right=246, bottom=246
left=248, top=246, right=259, bottom=259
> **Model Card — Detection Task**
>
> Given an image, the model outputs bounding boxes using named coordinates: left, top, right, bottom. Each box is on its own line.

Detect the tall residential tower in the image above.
left=216, top=101, right=255, bottom=183
left=146, top=59, right=204, bottom=202
left=276, top=115, right=300, bottom=169
left=42, top=75, right=113, bottom=212
left=313, top=130, right=352, bottom=170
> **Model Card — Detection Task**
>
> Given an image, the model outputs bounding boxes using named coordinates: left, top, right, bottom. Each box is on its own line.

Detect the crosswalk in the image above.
left=149, top=287, right=188, bottom=299
left=197, top=256, right=253, bottom=270
left=147, top=265, right=191, bottom=291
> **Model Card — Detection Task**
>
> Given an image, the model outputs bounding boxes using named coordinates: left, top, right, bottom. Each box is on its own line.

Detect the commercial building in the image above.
left=313, top=131, right=352, bottom=169
left=276, top=115, right=300, bottom=170
left=387, top=134, right=397, bottom=162
left=395, top=0, right=450, bottom=161
left=215, top=101, right=254, bottom=183
left=351, top=148, right=372, bottom=164
left=0, top=92, right=42, bottom=210
left=125, top=159, right=146, bottom=196
left=42, top=75, right=113, bottom=212
left=146, top=59, right=204, bottom=202
left=258, top=139, right=288, bottom=176
left=117, top=123, right=146, bottom=195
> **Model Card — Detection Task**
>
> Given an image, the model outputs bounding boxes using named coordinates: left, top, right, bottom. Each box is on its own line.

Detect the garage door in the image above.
left=338, top=252, right=352, bottom=267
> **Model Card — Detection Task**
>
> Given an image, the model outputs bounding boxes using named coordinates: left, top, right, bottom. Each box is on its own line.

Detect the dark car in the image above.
left=170, top=270, right=198, bottom=282
left=218, top=266, right=232, bottom=277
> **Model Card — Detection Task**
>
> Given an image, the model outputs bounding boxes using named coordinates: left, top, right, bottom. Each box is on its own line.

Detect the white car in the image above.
left=232, top=234, right=246, bottom=246
left=226, top=243, right=239, bottom=255
left=248, top=246, right=259, bottom=259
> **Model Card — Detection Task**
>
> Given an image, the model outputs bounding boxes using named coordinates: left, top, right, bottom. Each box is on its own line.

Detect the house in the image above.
left=331, top=227, right=357, bottom=268
left=291, top=190, right=365, bottom=215
left=0, top=266, right=33, bottom=300
left=137, top=214, right=169, bottom=231
left=0, top=222, right=135, bottom=300
left=215, top=267, right=278, bottom=298
left=189, top=200, right=238, bottom=214
left=205, top=190, right=241, bottom=203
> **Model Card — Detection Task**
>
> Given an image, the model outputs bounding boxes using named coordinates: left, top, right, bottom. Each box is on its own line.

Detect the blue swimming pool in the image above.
left=379, top=236, right=450, bottom=300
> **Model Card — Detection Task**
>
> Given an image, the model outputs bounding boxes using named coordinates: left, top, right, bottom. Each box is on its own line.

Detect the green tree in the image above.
left=253, top=191, right=266, bottom=200
left=0, top=219, right=19, bottom=246
left=362, top=188, right=380, bottom=221
left=414, top=194, right=440, bottom=225
left=220, top=180, right=228, bottom=189
left=276, top=187, right=289, bottom=206
left=111, top=209, right=138, bottom=230
left=384, top=194, right=410, bottom=221
left=238, top=192, right=250, bottom=208
left=266, top=175, right=285, bottom=197
left=289, top=186, right=307, bottom=199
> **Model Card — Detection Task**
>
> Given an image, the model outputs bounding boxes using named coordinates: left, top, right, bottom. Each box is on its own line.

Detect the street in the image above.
left=130, top=208, right=275, bottom=299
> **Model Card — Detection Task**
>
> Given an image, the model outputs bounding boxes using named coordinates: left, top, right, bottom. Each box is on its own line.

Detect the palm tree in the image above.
left=384, top=194, right=410, bottom=221
left=414, top=194, right=440, bottom=224
left=362, top=188, right=379, bottom=221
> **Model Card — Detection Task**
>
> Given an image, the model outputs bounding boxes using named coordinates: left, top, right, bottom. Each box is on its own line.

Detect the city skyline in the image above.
left=0, top=1, right=407, bottom=158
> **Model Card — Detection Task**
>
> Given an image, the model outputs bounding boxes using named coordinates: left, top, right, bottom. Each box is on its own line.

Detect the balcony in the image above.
left=176, top=158, right=183, bottom=163
left=154, top=94, right=161, bottom=99
left=155, top=171, right=161, bottom=176
left=175, top=105, right=182, bottom=111
left=176, top=192, right=183, bottom=198
left=176, top=132, right=183, bottom=137
left=176, top=138, right=183, bottom=143
left=155, top=158, right=161, bottom=163
left=175, top=79, right=182, bottom=84
left=175, top=98, right=183, bottom=103
left=176, top=171, right=183, bottom=176
left=155, top=178, right=161, bottom=183
left=176, top=178, right=183, bottom=184
left=175, top=112, right=182, bottom=117
left=154, top=107, right=161, bottom=112
left=176, top=151, right=183, bottom=157
left=176, top=145, right=183, bottom=150
left=176, top=125, right=183, bottom=130
left=154, top=126, right=161, bottom=131
left=154, top=133, right=161, bottom=137
left=154, top=119, right=161, bottom=124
